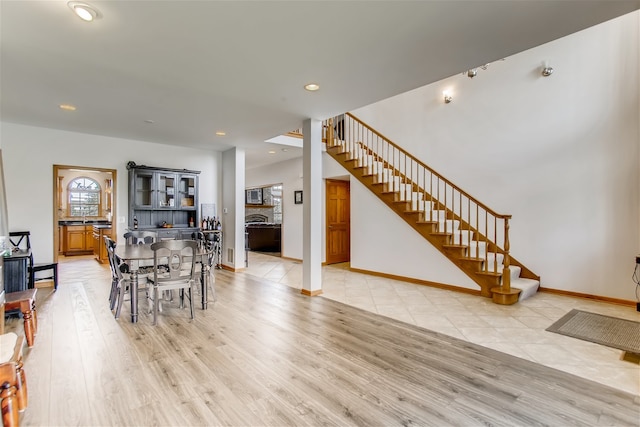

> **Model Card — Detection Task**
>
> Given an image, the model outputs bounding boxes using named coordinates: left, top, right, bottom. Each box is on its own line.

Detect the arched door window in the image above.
left=68, top=177, right=101, bottom=217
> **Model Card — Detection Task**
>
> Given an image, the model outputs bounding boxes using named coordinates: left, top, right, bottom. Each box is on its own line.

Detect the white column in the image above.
left=221, top=147, right=246, bottom=270
left=302, top=118, right=322, bottom=295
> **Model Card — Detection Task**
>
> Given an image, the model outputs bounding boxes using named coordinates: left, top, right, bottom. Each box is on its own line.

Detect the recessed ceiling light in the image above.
left=59, top=104, right=77, bottom=111
left=304, top=83, right=320, bottom=91
left=67, top=1, right=102, bottom=22
left=268, top=150, right=276, bottom=154
left=215, top=131, right=226, bottom=136
left=282, top=148, right=288, bottom=152
left=144, top=119, right=154, bottom=124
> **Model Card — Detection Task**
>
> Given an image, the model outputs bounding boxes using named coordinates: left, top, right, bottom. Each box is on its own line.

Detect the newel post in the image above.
left=491, top=215, right=521, bottom=305
left=502, top=217, right=511, bottom=292
left=326, top=118, right=334, bottom=147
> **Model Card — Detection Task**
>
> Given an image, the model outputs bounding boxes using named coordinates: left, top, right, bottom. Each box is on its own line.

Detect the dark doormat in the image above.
left=546, top=309, right=640, bottom=353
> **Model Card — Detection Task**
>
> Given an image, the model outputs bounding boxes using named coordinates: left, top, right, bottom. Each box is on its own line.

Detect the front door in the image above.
left=326, top=179, right=350, bottom=264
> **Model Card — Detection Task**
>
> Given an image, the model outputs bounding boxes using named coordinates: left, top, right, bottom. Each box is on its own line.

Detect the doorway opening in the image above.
left=245, top=183, right=282, bottom=258
left=53, top=165, right=117, bottom=264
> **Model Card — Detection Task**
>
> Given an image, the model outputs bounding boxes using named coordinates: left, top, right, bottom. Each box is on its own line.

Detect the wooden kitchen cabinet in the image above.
left=92, top=226, right=112, bottom=264
left=63, top=225, right=94, bottom=255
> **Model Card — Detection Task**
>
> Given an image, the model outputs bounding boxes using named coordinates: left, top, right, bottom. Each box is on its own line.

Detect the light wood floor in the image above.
left=5, top=257, right=640, bottom=426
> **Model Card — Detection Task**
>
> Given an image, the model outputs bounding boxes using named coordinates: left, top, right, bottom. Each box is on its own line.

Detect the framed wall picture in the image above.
left=294, top=190, right=303, bottom=204
left=246, top=188, right=263, bottom=205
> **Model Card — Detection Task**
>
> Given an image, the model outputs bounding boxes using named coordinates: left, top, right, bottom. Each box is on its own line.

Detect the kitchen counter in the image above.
left=92, top=224, right=112, bottom=230
left=59, top=220, right=111, bottom=226
left=246, top=223, right=281, bottom=252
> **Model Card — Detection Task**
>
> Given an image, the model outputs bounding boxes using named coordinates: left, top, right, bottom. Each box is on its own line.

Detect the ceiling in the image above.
left=1, top=1, right=638, bottom=169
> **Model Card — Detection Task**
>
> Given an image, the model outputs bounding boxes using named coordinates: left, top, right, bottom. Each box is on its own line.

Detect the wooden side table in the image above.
left=5, top=289, right=37, bottom=347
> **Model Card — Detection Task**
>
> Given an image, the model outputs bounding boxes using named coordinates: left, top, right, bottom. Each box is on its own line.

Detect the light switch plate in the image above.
left=118, top=216, right=125, bottom=223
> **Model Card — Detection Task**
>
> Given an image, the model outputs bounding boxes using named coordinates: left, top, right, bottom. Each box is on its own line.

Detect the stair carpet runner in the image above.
left=341, top=145, right=540, bottom=301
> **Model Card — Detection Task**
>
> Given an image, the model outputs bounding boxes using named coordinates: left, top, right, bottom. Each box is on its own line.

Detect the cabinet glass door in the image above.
left=134, top=171, right=154, bottom=208
left=178, top=174, right=197, bottom=210
left=156, top=173, right=176, bottom=209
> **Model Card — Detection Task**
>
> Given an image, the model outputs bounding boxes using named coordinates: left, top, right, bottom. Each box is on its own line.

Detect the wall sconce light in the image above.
left=443, top=91, right=453, bottom=104
left=542, top=66, right=554, bottom=77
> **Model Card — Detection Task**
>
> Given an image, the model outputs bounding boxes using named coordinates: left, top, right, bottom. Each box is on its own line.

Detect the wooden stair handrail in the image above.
left=345, top=113, right=510, bottom=220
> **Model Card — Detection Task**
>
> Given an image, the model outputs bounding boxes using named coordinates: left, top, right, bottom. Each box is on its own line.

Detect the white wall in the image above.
left=351, top=11, right=640, bottom=300
left=0, top=122, right=220, bottom=264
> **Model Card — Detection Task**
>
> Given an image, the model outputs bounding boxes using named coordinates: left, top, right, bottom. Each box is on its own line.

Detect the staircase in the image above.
left=323, top=113, right=540, bottom=304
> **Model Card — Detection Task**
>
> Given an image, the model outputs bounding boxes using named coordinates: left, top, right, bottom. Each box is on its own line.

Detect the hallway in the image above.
left=243, top=252, right=640, bottom=395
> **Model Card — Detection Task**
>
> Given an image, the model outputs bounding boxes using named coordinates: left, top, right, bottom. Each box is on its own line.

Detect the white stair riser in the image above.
left=375, top=167, right=395, bottom=179
left=364, top=161, right=385, bottom=175
left=516, top=278, right=540, bottom=301
left=397, top=191, right=422, bottom=201
left=422, top=210, right=449, bottom=222
left=437, top=219, right=460, bottom=232
left=385, top=183, right=412, bottom=194
left=499, top=266, right=522, bottom=283
left=451, top=230, right=477, bottom=245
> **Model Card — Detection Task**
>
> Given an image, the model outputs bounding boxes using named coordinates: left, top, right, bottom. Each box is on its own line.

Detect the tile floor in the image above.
left=243, top=251, right=640, bottom=395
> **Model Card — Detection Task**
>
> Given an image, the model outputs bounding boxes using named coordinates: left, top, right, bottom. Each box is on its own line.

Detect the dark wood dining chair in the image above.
left=0, top=332, right=27, bottom=427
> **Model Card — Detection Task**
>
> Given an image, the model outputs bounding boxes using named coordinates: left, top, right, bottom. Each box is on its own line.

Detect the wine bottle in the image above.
left=133, top=215, right=138, bottom=229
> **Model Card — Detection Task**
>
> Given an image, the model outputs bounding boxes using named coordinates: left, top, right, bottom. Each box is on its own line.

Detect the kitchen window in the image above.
left=68, top=177, right=101, bottom=217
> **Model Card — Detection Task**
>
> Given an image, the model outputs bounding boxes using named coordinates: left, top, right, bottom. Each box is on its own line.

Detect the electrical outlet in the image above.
left=118, top=216, right=126, bottom=223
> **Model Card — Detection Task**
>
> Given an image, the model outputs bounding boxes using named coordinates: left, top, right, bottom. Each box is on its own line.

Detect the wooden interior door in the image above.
left=326, top=179, right=350, bottom=264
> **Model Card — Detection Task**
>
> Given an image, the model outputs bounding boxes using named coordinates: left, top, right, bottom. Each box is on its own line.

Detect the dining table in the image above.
left=114, top=243, right=214, bottom=323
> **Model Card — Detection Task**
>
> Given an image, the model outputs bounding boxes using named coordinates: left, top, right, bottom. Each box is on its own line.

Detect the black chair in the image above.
left=9, top=231, right=58, bottom=290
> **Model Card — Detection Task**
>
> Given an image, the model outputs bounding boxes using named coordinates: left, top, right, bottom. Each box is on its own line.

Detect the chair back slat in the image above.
left=151, top=240, right=197, bottom=283
left=8, top=231, right=31, bottom=252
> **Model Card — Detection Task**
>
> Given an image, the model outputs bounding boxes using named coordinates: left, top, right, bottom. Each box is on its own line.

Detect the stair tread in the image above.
left=476, top=271, right=502, bottom=278
left=513, top=277, right=538, bottom=284
left=443, top=244, right=469, bottom=249
left=458, top=256, right=483, bottom=261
